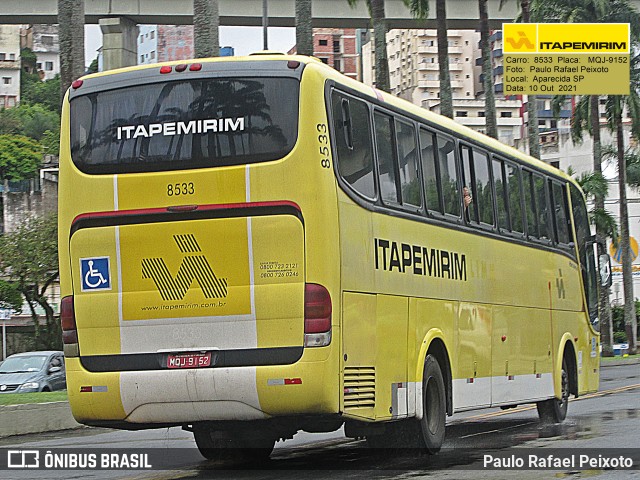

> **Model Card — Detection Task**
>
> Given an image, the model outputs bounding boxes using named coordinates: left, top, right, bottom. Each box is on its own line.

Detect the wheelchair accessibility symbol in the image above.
left=80, top=257, right=111, bottom=292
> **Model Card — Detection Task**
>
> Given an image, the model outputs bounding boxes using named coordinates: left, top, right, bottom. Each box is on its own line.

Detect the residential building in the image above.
left=23, top=24, right=60, bottom=80
left=138, top=25, right=195, bottom=65
left=289, top=28, right=360, bottom=80
left=0, top=25, right=21, bottom=108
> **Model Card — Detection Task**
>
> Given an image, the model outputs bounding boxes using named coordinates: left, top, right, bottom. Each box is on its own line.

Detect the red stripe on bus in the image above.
left=72, top=201, right=302, bottom=225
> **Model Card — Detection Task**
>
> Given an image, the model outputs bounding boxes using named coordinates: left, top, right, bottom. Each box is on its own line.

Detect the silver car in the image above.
left=0, top=351, right=66, bottom=393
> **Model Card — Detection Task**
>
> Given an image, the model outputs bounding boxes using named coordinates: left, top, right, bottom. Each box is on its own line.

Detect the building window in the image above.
left=41, top=35, right=54, bottom=46
left=151, top=51, right=156, bottom=59
left=140, top=35, right=144, bottom=43
left=36, top=62, right=42, bottom=69
left=140, top=55, right=144, bottom=63
left=319, top=39, right=328, bottom=46
left=550, top=120, right=557, bottom=128
left=500, top=112, right=512, bottom=118
left=456, top=111, right=468, bottom=117
left=45, top=61, right=53, bottom=71
left=551, top=161, right=560, bottom=169
left=150, top=30, right=155, bottom=39
left=478, top=111, right=485, bottom=117
left=333, top=40, right=340, bottom=53
left=334, top=59, right=341, bottom=71
left=320, top=57, right=328, bottom=64
left=466, top=92, right=471, bottom=96
left=8, top=53, right=15, bottom=61
left=538, top=120, right=546, bottom=126
left=2, top=77, right=11, bottom=85
left=0, top=53, right=5, bottom=61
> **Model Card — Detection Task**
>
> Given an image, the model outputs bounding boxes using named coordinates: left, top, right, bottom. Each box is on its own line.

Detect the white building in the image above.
left=0, top=25, right=21, bottom=108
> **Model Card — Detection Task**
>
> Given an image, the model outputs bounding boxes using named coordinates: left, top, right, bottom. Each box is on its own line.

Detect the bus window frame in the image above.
left=418, top=125, right=444, bottom=216
left=459, top=141, right=496, bottom=232
left=330, top=89, right=379, bottom=204
left=549, top=179, right=574, bottom=252
left=493, top=155, right=527, bottom=241
left=394, top=117, right=424, bottom=213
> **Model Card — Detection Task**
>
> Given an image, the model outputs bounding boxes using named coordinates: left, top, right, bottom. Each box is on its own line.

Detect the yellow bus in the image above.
left=59, top=54, right=608, bottom=460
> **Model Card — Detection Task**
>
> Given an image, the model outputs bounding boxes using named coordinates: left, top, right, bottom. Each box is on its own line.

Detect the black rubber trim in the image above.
left=70, top=203, right=304, bottom=238
left=80, top=346, right=304, bottom=372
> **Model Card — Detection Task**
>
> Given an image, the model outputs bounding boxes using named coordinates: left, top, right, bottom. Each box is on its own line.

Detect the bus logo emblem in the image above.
left=80, top=257, right=111, bottom=292
left=142, top=234, right=228, bottom=301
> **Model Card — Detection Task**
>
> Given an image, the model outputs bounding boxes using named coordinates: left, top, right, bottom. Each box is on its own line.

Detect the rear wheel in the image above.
left=193, top=428, right=275, bottom=464
left=419, top=354, right=446, bottom=453
left=537, top=357, right=569, bottom=424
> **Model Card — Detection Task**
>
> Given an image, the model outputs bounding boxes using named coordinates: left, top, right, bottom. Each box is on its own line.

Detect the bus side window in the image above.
left=419, top=128, right=443, bottom=214
left=374, top=111, right=400, bottom=205
left=533, top=173, right=551, bottom=241
left=461, top=146, right=493, bottom=227
left=505, top=163, right=524, bottom=234
left=492, top=158, right=510, bottom=231
left=331, top=92, right=376, bottom=199
left=436, top=135, right=460, bottom=217
left=395, top=119, right=421, bottom=208
left=523, top=170, right=538, bottom=238
left=460, top=146, right=478, bottom=223
left=551, top=181, right=571, bottom=245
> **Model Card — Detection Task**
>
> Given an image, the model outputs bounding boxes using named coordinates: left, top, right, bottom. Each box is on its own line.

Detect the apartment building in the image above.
left=0, top=25, right=21, bottom=108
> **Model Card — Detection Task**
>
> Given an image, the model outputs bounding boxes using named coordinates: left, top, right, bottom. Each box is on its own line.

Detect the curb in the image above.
left=601, top=357, right=640, bottom=367
left=0, top=401, right=81, bottom=439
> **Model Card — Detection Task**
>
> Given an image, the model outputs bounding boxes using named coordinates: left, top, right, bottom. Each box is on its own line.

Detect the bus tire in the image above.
left=419, top=354, right=446, bottom=454
left=536, top=357, right=569, bottom=424
left=193, top=429, right=274, bottom=464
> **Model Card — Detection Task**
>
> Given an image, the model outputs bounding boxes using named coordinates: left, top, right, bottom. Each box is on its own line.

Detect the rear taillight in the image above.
left=304, top=283, right=332, bottom=347
left=61, top=296, right=78, bottom=351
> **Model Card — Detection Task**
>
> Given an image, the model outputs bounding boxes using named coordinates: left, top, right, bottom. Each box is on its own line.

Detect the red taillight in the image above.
left=160, top=65, right=172, bottom=74
left=71, top=80, right=83, bottom=89
left=189, top=63, right=202, bottom=71
left=304, top=283, right=331, bottom=333
left=61, top=296, right=78, bottom=345
left=175, top=64, right=187, bottom=72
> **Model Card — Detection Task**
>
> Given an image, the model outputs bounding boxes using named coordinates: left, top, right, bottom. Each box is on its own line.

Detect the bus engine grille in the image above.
left=343, top=366, right=376, bottom=409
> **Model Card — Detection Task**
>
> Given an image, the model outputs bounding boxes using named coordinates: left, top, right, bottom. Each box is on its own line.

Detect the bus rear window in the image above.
left=70, top=77, right=299, bottom=174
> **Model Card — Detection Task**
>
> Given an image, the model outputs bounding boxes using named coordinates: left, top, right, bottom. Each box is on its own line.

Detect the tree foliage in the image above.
left=21, top=75, right=62, bottom=114
left=0, top=135, right=43, bottom=182
left=0, top=214, right=60, bottom=350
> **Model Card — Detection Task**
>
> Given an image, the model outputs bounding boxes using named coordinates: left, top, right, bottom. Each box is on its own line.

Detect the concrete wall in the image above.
left=0, top=402, right=80, bottom=438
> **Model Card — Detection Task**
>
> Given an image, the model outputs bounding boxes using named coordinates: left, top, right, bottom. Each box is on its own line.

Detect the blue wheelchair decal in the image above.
left=80, top=257, right=111, bottom=292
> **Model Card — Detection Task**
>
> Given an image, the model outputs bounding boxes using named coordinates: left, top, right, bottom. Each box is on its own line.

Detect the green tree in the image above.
left=0, top=214, right=60, bottom=350
left=479, top=0, right=497, bottom=138
left=405, top=0, right=453, bottom=118
left=0, top=135, right=42, bottom=181
left=86, top=57, right=99, bottom=74
left=21, top=75, right=62, bottom=114
left=348, top=0, right=390, bottom=92
left=193, top=0, right=220, bottom=58
left=295, top=0, right=313, bottom=56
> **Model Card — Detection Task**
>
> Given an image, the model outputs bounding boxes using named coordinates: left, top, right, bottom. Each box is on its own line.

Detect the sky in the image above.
left=85, top=25, right=297, bottom=65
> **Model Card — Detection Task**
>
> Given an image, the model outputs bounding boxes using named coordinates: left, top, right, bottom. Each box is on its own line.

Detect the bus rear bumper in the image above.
left=65, top=354, right=338, bottom=426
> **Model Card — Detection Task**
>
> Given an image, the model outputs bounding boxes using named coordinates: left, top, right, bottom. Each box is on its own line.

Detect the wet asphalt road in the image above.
left=2, top=361, right=639, bottom=480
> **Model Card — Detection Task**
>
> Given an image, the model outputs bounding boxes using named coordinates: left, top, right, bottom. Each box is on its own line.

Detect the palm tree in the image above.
left=295, top=0, right=314, bottom=56
left=348, top=0, right=390, bottom=92
left=58, top=0, right=85, bottom=102
left=499, top=0, right=539, bottom=157
left=478, top=0, right=497, bottom=138
left=558, top=93, right=618, bottom=354
left=537, top=0, right=640, bottom=354
left=193, top=0, right=220, bottom=58
left=405, top=0, right=453, bottom=118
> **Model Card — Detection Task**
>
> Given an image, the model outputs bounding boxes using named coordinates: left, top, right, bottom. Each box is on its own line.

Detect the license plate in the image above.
left=167, top=352, right=211, bottom=369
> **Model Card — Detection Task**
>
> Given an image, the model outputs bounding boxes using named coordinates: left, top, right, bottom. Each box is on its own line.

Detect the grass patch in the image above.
left=0, top=391, right=68, bottom=406
left=601, top=353, right=640, bottom=362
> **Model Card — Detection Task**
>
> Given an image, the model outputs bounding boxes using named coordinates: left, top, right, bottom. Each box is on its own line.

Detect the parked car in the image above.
left=0, top=351, right=66, bottom=393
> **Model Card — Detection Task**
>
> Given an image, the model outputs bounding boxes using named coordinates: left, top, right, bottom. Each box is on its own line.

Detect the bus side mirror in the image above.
left=599, top=253, right=612, bottom=289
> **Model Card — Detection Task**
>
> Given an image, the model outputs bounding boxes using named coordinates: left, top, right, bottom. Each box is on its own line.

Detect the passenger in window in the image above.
left=463, top=186, right=473, bottom=221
